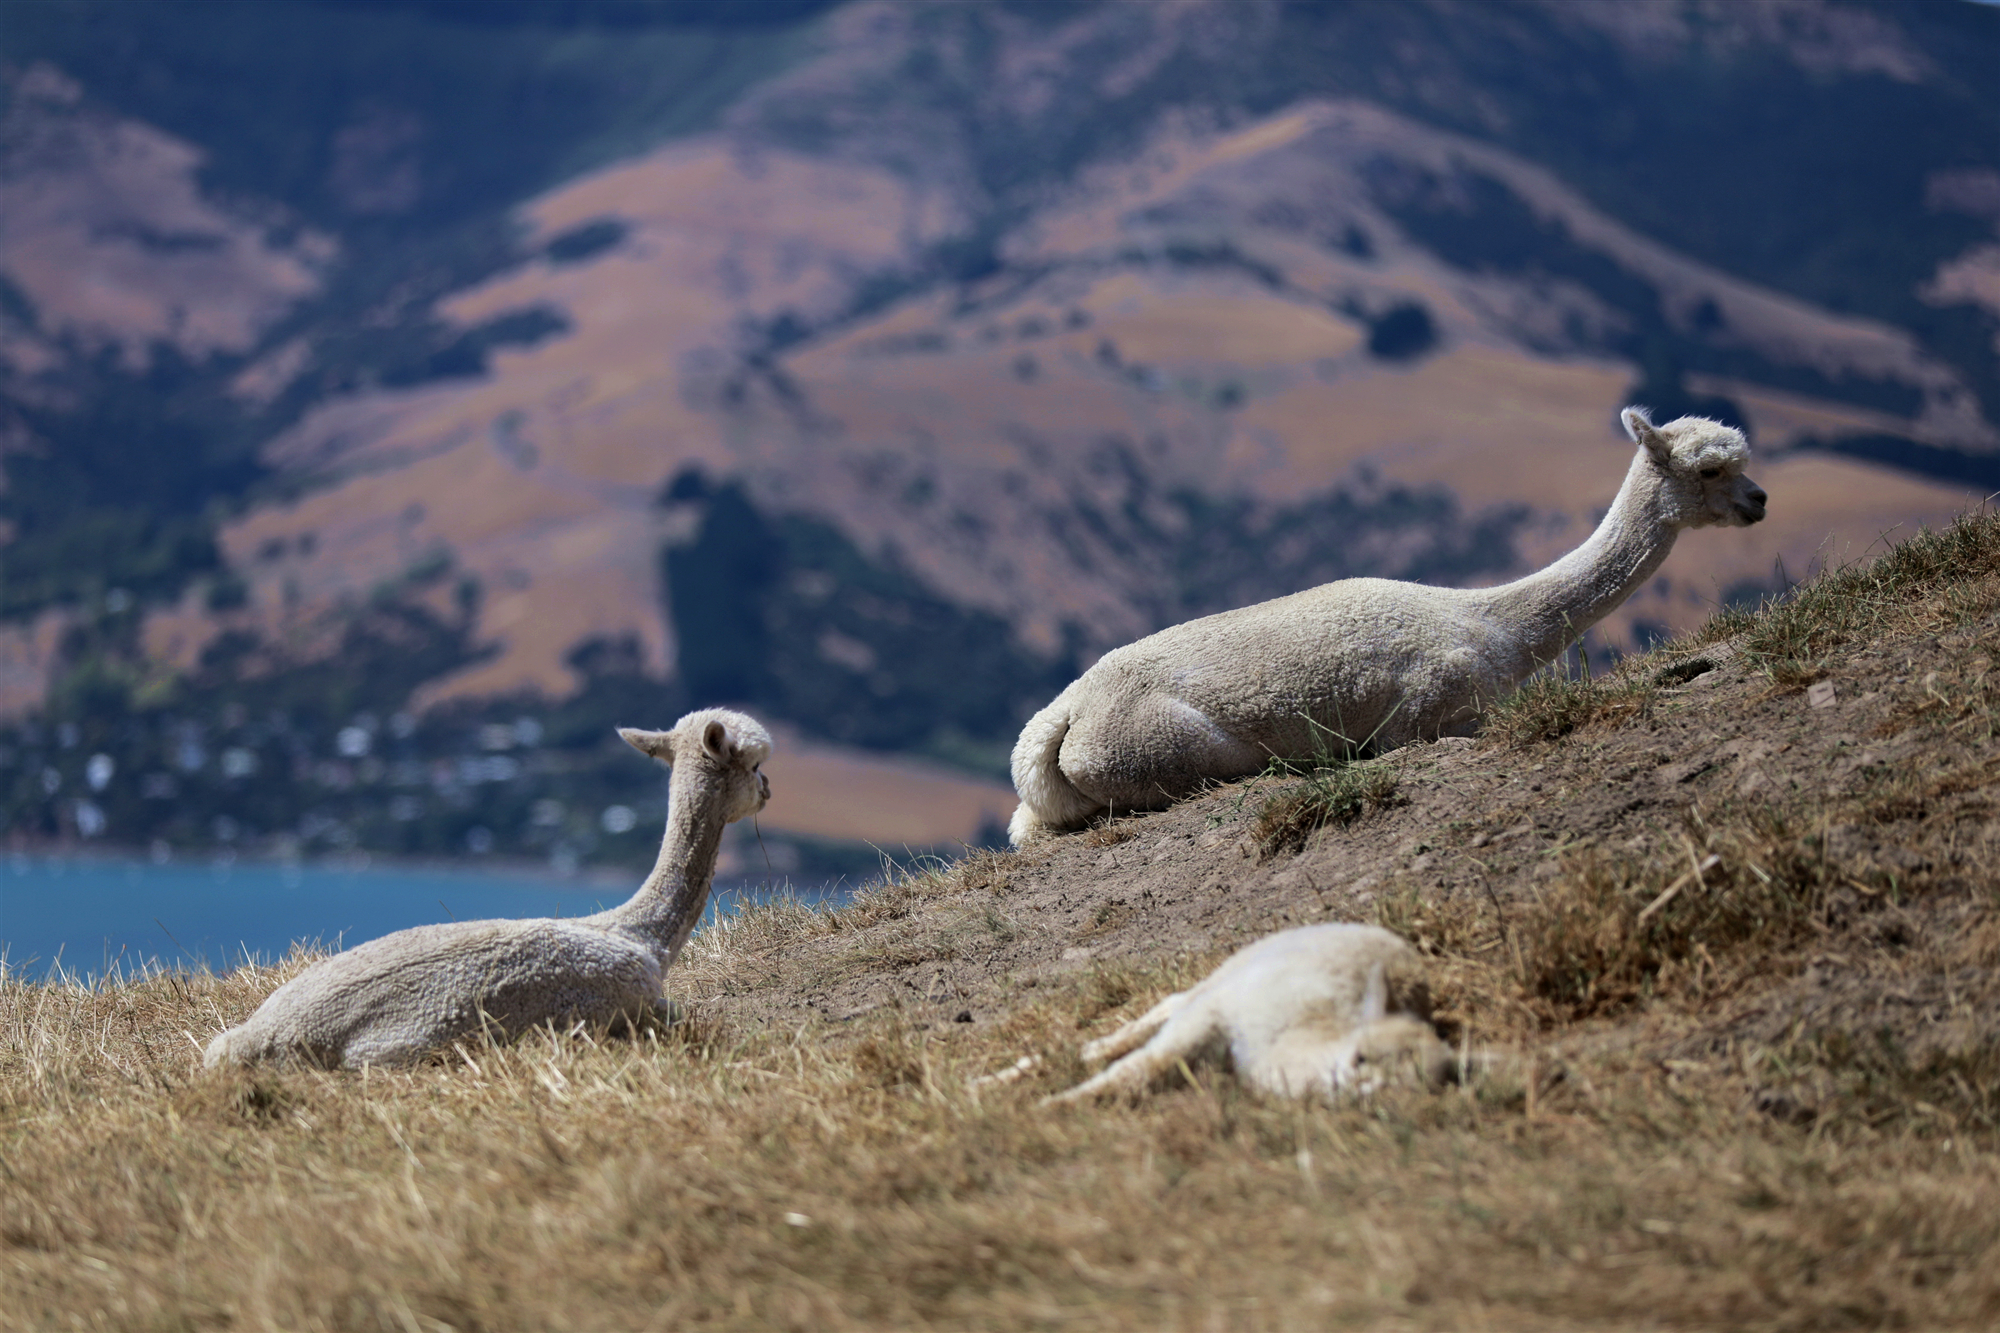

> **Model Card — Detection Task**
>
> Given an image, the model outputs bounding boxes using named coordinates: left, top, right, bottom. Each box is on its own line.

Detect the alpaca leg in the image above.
left=1045, top=1001, right=1220, bottom=1105
left=203, top=1023, right=271, bottom=1068
left=1044, top=1046, right=1172, bottom=1104
left=1060, top=694, right=1266, bottom=812
left=1007, top=799, right=1060, bottom=848
left=206, top=1014, right=334, bottom=1069
left=1011, top=698, right=1102, bottom=843
left=341, top=1025, right=440, bottom=1069
left=1239, top=1025, right=1345, bottom=1100
left=1080, top=989, right=1191, bottom=1066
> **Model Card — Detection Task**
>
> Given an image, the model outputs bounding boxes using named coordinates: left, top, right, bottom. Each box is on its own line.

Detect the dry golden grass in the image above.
left=9, top=946, right=2000, bottom=1332
left=9, top=513, right=2000, bottom=1329
left=1479, top=664, right=1662, bottom=748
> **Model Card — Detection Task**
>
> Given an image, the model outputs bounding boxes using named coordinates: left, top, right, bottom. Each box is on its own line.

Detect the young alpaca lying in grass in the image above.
left=204, top=709, right=770, bottom=1069
left=1046, top=924, right=1454, bottom=1104
left=1010, top=407, right=1767, bottom=844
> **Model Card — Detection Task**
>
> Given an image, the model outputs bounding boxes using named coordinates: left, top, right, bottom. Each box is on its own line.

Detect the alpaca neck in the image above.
left=602, top=775, right=727, bottom=966
left=1471, top=450, right=1680, bottom=678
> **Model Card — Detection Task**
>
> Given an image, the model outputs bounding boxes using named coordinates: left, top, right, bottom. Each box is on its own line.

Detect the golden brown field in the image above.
left=7, top=514, right=2000, bottom=1331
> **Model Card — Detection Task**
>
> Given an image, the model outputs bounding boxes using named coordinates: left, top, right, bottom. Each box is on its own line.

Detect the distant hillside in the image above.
left=1, top=0, right=1996, bottom=868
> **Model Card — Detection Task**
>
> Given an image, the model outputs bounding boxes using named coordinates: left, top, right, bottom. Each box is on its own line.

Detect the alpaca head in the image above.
left=1621, top=406, right=1767, bottom=530
left=1319, top=959, right=1455, bottom=1096
left=1322, top=1014, right=1458, bottom=1097
left=619, top=708, right=772, bottom=823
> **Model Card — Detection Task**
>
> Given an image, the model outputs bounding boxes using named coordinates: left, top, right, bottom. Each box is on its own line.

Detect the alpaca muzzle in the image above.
left=1735, top=482, right=1768, bottom=525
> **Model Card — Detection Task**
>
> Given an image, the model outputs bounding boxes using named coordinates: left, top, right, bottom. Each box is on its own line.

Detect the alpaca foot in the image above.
left=203, top=1026, right=250, bottom=1068
left=602, top=997, right=684, bottom=1039
left=1008, top=800, right=1062, bottom=847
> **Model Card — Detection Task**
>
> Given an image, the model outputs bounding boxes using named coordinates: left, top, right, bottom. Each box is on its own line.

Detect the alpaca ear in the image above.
left=1361, top=961, right=1388, bottom=1023
left=618, top=727, right=674, bottom=762
left=1621, top=406, right=1672, bottom=464
left=700, top=718, right=732, bottom=761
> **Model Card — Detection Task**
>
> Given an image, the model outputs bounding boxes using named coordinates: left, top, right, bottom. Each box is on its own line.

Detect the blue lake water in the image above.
left=0, top=852, right=842, bottom=981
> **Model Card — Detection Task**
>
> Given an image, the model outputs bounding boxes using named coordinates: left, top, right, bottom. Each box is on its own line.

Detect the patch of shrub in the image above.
left=1366, top=301, right=1436, bottom=360
left=1515, top=809, right=1849, bottom=1022
left=1255, top=758, right=1403, bottom=855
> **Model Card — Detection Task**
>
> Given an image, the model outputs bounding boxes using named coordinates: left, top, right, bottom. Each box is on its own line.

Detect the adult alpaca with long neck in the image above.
left=205, top=709, right=770, bottom=1069
left=1010, top=408, right=1767, bottom=845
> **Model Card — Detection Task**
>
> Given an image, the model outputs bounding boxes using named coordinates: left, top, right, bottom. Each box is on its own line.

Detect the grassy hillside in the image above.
left=7, top=0, right=828, bottom=232
left=5, top=507, right=1998, bottom=1328
left=0, top=0, right=830, bottom=615
left=4, top=0, right=1994, bottom=631
left=739, top=0, right=2000, bottom=430
left=0, top=0, right=844, bottom=864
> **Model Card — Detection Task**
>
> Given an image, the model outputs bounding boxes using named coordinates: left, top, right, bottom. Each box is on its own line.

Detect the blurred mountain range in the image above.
left=1, top=0, right=1997, bottom=868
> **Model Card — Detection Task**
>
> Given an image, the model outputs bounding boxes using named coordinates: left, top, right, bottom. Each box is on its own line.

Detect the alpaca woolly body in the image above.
left=204, top=709, right=771, bottom=1069
left=1010, top=408, right=1767, bottom=844
left=1047, top=923, right=1452, bottom=1103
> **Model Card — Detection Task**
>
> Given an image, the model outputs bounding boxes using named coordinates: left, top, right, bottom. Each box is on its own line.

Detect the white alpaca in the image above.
left=1010, top=408, right=1767, bottom=844
left=1046, top=923, right=1453, bottom=1104
left=204, top=709, right=770, bottom=1069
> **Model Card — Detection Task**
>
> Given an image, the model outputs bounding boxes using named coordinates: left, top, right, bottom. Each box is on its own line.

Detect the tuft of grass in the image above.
left=1375, top=801, right=1926, bottom=1038
left=830, top=852, right=965, bottom=928
left=1512, top=807, right=1846, bottom=1022
left=1481, top=661, right=1658, bottom=747
left=1741, top=509, right=2000, bottom=688
left=1253, top=757, right=1402, bottom=855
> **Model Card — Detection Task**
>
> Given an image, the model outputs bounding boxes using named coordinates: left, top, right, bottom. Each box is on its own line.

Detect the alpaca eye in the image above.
left=1699, top=467, right=1722, bottom=479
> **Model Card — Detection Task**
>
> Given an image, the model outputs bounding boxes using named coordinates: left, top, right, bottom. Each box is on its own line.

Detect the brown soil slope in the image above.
left=694, top=517, right=2000, bottom=1105
left=5, top=515, right=1999, bottom=1331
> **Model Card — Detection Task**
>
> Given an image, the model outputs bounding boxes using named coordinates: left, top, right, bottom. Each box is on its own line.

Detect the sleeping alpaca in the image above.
left=1010, top=408, right=1766, bottom=844
left=1047, top=923, right=1453, bottom=1104
left=204, top=709, right=769, bottom=1069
